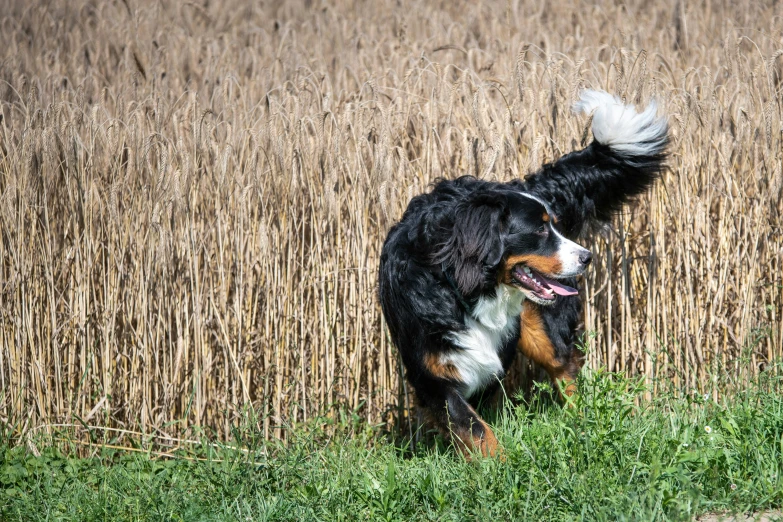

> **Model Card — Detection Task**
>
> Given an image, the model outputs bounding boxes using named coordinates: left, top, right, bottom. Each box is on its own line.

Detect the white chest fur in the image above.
left=443, top=285, right=525, bottom=398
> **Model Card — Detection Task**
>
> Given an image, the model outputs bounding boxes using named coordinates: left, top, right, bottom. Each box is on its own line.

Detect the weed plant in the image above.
left=2, top=370, right=781, bottom=521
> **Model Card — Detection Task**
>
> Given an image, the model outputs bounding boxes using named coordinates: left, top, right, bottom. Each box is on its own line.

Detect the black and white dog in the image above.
left=378, top=90, right=669, bottom=456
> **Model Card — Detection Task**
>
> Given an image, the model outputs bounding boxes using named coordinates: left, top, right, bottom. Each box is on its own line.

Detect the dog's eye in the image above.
left=536, top=224, right=548, bottom=236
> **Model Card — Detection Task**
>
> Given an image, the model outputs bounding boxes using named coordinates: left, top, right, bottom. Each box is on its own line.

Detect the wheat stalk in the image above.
left=0, top=0, right=780, bottom=444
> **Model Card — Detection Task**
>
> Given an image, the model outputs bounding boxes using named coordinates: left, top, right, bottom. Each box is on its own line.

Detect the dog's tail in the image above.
left=519, top=90, right=669, bottom=238
left=573, top=90, right=669, bottom=161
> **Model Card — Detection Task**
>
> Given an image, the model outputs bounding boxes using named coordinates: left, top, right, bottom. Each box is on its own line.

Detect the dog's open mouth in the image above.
left=511, top=265, right=579, bottom=304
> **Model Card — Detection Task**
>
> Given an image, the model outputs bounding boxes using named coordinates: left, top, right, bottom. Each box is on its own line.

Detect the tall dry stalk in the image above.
left=0, top=0, right=781, bottom=442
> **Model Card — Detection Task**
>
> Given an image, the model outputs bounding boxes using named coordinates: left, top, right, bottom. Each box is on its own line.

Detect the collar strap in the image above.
left=441, top=263, right=472, bottom=313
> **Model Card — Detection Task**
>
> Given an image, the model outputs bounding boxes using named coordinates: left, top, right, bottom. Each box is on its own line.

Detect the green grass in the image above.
left=2, top=370, right=782, bottom=521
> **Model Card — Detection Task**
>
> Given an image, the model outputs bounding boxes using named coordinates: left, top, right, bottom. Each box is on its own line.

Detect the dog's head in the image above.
left=433, top=189, right=592, bottom=305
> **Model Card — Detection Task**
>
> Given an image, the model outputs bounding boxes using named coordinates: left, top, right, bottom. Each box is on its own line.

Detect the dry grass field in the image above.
left=1, top=0, right=781, bottom=443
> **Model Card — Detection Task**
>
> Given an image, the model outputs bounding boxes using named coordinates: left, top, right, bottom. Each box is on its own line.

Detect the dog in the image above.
left=378, top=90, right=669, bottom=457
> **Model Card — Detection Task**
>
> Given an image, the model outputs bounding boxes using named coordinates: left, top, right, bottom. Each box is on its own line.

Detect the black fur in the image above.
left=516, top=141, right=668, bottom=239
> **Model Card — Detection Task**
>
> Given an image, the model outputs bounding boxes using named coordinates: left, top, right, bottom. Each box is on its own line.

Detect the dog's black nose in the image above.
left=580, top=252, right=593, bottom=266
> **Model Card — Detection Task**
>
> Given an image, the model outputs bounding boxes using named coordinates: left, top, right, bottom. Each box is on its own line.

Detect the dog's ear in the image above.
left=433, top=193, right=508, bottom=297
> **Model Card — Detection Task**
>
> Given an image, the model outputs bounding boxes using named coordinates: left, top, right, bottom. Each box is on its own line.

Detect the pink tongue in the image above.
left=538, top=274, right=579, bottom=296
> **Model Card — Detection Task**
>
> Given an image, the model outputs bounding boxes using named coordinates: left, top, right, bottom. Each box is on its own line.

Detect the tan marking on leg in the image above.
left=424, top=353, right=462, bottom=381
left=450, top=416, right=502, bottom=459
left=517, top=305, right=560, bottom=373
left=518, top=305, right=584, bottom=401
left=551, top=370, right=578, bottom=400
left=554, top=349, right=586, bottom=400
left=429, top=397, right=504, bottom=460
left=472, top=420, right=501, bottom=458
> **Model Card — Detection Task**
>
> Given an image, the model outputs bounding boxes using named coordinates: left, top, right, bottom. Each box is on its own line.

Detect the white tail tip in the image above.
left=573, top=90, right=668, bottom=157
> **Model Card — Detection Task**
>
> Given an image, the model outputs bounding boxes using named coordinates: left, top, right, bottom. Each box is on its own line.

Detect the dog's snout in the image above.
left=579, top=251, right=593, bottom=266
